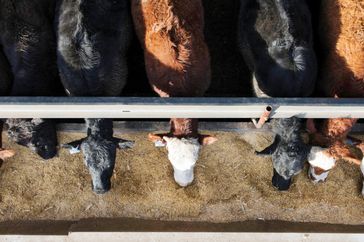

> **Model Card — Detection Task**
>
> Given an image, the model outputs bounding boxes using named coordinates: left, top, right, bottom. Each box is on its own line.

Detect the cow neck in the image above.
left=170, top=118, right=198, bottom=138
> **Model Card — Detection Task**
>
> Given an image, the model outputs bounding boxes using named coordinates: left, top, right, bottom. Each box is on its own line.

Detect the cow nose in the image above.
left=308, top=165, right=329, bottom=183
left=92, top=181, right=111, bottom=194
left=272, top=168, right=292, bottom=191
left=173, top=168, right=194, bottom=187
left=308, top=166, right=317, bottom=181
left=93, top=187, right=109, bottom=194
left=36, top=147, right=57, bottom=160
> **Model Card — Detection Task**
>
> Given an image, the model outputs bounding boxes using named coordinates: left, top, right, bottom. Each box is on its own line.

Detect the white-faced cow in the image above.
left=132, top=0, right=217, bottom=187
left=307, top=0, right=364, bottom=187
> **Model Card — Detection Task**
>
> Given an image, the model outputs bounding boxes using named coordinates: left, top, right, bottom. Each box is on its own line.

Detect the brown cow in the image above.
left=132, top=0, right=217, bottom=187
left=307, top=0, right=364, bottom=184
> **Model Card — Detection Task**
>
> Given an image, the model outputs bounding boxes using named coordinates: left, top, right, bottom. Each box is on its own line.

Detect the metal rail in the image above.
left=0, top=97, right=362, bottom=119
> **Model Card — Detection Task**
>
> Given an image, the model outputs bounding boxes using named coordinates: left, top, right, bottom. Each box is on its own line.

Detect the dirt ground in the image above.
left=0, top=130, right=363, bottom=225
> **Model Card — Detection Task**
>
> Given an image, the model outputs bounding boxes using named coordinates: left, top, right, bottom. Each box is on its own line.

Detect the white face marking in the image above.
left=308, top=147, right=336, bottom=183
left=308, top=146, right=336, bottom=171
left=164, top=137, right=201, bottom=187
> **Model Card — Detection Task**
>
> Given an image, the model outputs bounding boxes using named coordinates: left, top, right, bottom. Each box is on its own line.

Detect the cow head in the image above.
left=307, top=146, right=336, bottom=183
left=63, top=136, right=134, bottom=194
left=149, top=133, right=217, bottom=187
left=256, top=135, right=311, bottom=190
left=7, top=119, right=58, bottom=160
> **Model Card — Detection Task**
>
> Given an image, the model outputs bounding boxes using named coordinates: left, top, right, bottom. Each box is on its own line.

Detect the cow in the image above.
left=238, top=0, right=317, bottom=190
left=307, top=0, right=364, bottom=185
left=55, top=0, right=133, bottom=194
left=131, top=0, right=217, bottom=187
left=0, top=0, right=61, bottom=160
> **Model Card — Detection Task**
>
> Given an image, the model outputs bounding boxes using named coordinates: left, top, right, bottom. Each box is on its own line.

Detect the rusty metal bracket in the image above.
left=252, top=105, right=272, bottom=129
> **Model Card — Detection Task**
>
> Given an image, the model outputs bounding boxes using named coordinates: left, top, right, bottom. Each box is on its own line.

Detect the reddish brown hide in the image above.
left=131, top=0, right=212, bottom=139
left=309, top=0, right=364, bottom=164
left=326, top=142, right=362, bottom=166
left=0, top=148, right=15, bottom=168
left=0, top=149, right=15, bottom=160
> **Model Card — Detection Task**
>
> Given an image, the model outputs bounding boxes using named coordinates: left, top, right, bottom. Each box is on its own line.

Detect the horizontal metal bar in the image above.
left=0, top=97, right=362, bottom=119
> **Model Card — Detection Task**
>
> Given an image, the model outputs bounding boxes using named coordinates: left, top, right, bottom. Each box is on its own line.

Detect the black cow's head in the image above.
left=63, top=136, right=134, bottom=194
left=7, top=119, right=58, bottom=160
left=256, top=135, right=311, bottom=191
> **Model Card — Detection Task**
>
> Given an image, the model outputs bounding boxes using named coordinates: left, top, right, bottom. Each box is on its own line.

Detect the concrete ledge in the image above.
left=1, top=219, right=364, bottom=241
left=1, top=219, right=364, bottom=235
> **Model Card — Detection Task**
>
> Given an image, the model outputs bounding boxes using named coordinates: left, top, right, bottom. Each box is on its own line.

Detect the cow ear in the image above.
left=255, top=135, right=280, bottom=156
left=62, top=139, right=84, bottom=149
left=148, top=133, right=165, bottom=142
left=114, top=138, right=135, bottom=149
left=148, top=133, right=168, bottom=147
left=199, top=135, right=218, bottom=146
left=0, top=149, right=15, bottom=159
left=62, top=138, right=84, bottom=154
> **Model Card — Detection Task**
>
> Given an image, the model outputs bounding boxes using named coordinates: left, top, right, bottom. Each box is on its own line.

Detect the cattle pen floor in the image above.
left=0, top=130, right=363, bottom=225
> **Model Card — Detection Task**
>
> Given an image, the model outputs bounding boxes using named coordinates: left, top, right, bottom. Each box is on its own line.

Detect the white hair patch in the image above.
left=308, top=146, right=336, bottom=171
left=164, top=137, right=201, bottom=171
left=164, top=137, right=201, bottom=187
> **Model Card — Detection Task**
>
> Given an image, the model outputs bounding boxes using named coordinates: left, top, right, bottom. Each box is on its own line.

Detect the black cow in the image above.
left=238, top=0, right=317, bottom=190
left=0, top=0, right=61, bottom=159
left=55, top=0, right=133, bottom=194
